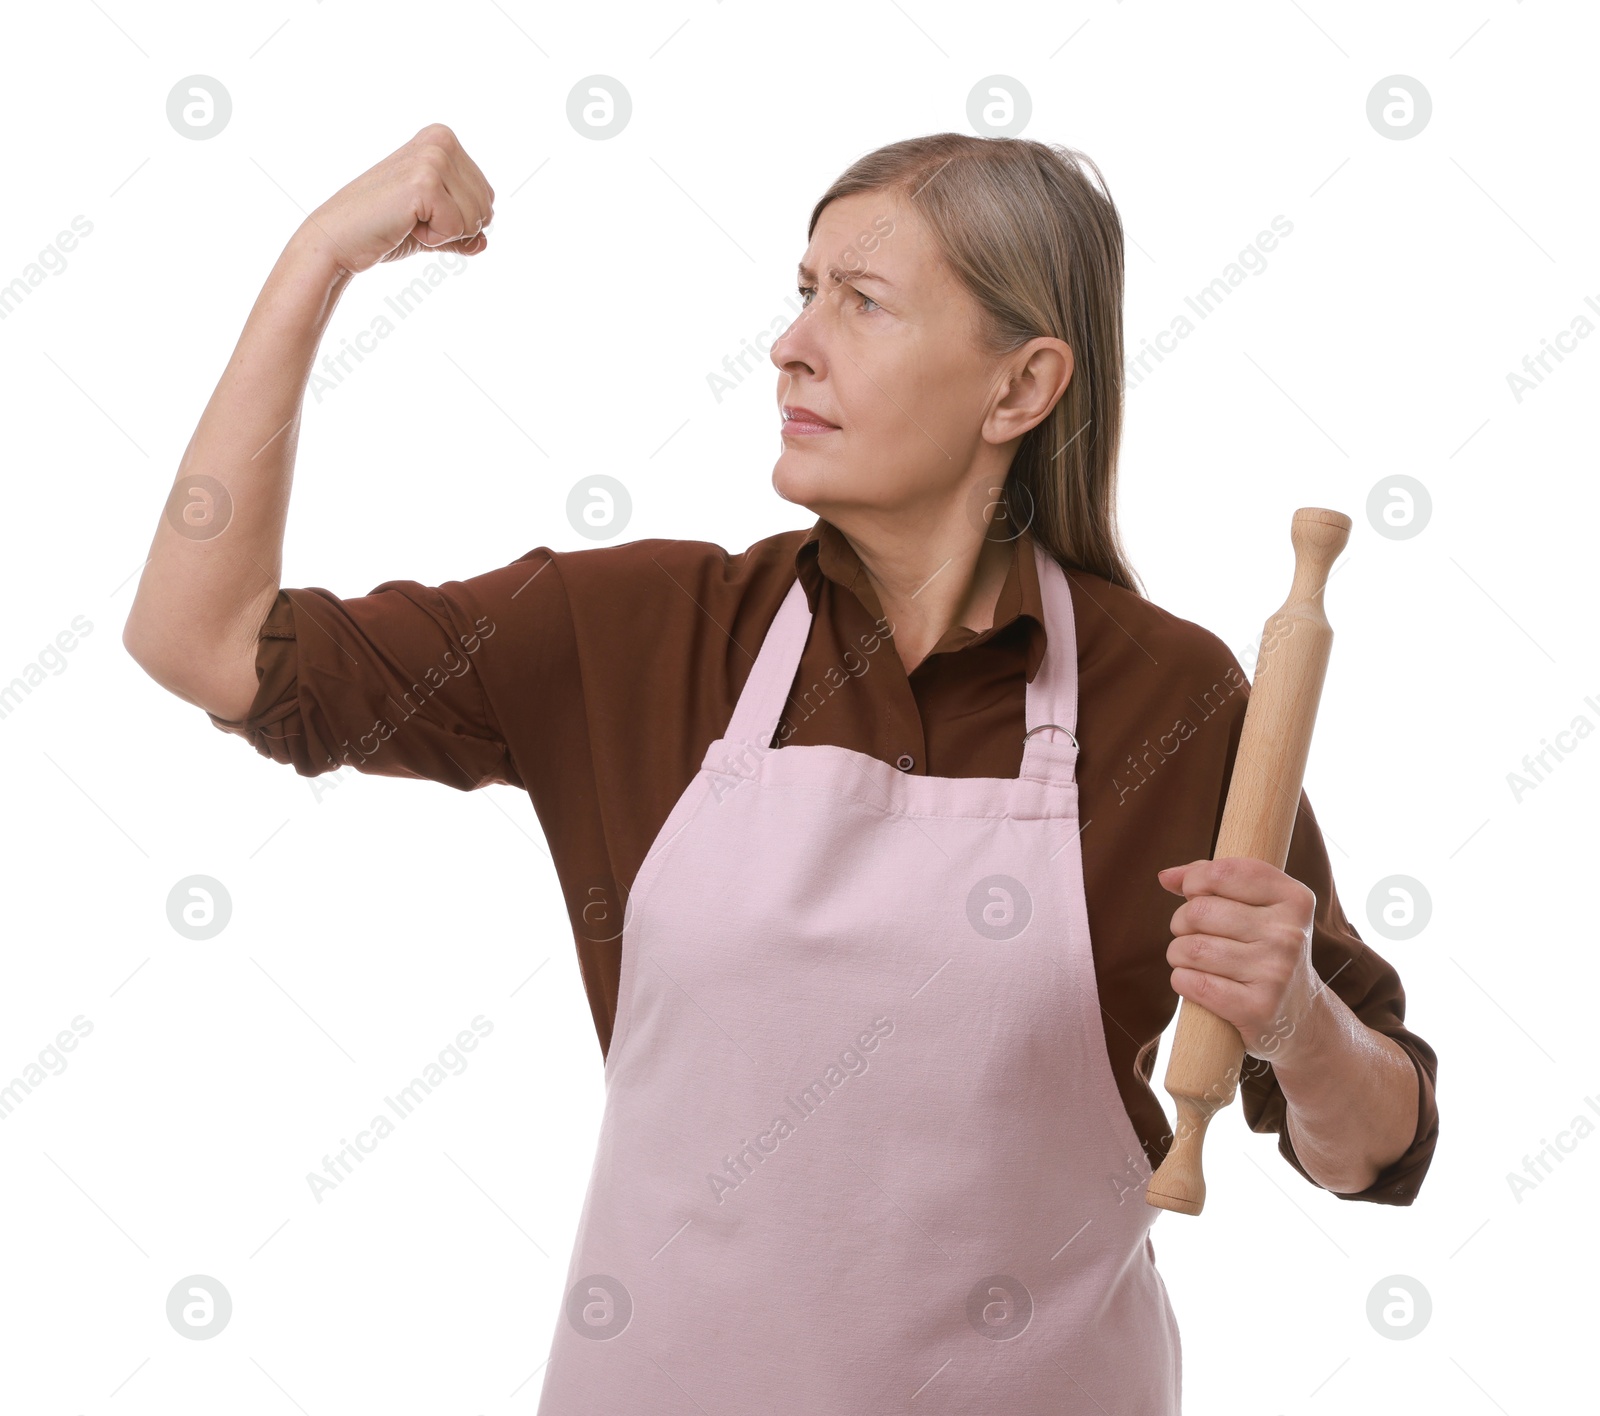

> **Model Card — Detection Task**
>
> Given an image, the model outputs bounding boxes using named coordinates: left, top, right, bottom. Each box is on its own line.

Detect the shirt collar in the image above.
left=793, top=515, right=1049, bottom=681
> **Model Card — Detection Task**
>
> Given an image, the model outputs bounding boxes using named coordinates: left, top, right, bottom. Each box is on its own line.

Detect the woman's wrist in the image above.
left=1270, top=987, right=1420, bottom=1193
left=282, top=216, right=359, bottom=294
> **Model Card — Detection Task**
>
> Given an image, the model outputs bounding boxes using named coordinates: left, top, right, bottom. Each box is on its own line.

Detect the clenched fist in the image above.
left=299, top=122, right=496, bottom=277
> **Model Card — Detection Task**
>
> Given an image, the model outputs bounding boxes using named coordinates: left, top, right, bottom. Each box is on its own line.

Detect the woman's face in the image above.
left=770, top=188, right=1018, bottom=529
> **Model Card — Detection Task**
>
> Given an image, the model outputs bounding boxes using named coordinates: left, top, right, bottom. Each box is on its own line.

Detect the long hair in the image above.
left=808, top=133, right=1143, bottom=596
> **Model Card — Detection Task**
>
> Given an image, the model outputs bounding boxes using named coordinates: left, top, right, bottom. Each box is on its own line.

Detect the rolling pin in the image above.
left=1144, top=506, right=1352, bottom=1216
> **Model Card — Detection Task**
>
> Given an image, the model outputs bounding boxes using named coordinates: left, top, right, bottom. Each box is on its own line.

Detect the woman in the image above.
left=124, top=126, right=1438, bottom=1413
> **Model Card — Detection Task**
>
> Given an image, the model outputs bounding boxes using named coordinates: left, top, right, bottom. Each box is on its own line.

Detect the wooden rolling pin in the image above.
left=1145, top=506, right=1352, bottom=1216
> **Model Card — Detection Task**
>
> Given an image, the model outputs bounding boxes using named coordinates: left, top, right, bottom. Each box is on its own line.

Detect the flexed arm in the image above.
left=122, top=123, right=496, bottom=721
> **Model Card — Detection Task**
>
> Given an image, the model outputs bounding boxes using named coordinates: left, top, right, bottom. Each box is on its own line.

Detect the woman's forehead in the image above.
left=800, top=192, right=932, bottom=284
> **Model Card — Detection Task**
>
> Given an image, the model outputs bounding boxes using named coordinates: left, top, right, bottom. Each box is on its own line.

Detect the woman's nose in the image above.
left=770, top=297, right=824, bottom=371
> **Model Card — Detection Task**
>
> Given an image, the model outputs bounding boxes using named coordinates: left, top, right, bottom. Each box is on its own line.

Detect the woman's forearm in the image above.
left=122, top=226, right=352, bottom=719
left=1269, top=985, right=1420, bottom=1194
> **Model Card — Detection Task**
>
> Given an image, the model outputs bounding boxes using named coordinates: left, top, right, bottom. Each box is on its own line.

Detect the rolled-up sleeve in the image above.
left=206, top=557, right=548, bottom=792
left=1237, top=790, right=1440, bottom=1205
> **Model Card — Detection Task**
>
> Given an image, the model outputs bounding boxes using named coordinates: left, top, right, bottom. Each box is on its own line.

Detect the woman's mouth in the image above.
left=781, top=405, right=840, bottom=436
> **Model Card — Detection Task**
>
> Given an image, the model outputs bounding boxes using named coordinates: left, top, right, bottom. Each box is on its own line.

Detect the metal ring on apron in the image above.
left=1023, top=721, right=1079, bottom=749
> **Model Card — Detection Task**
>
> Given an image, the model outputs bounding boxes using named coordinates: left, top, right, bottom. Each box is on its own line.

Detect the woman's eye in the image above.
left=796, top=283, right=879, bottom=312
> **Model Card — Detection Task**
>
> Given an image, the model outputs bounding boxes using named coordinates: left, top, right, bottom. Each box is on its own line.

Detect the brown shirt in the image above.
left=209, top=517, right=1439, bottom=1204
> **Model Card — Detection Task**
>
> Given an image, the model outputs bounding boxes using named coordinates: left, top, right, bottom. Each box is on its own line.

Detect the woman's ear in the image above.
left=988, top=338, right=1074, bottom=443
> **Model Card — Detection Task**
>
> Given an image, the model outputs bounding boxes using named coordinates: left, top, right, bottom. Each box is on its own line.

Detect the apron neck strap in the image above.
left=1018, top=538, right=1081, bottom=784
left=722, top=535, right=1082, bottom=787
left=723, top=577, right=812, bottom=749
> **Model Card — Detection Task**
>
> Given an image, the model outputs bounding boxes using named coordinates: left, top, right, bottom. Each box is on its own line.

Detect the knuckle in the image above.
left=408, top=163, right=449, bottom=201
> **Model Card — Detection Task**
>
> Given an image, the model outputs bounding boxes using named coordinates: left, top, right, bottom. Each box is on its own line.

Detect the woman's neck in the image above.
left=841, top=519, right=1016, bottom=676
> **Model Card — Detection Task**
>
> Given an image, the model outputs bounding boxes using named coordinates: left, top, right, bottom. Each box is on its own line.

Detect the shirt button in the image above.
left=895, top=753, right=915, bottom=772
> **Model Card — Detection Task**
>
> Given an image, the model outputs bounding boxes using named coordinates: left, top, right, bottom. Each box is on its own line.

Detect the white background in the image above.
left=1, top=1, right=1594, bottom=1412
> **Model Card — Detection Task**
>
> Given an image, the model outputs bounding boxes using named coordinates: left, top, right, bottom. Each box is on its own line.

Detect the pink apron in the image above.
left=536, top=540, right=1182, bottom=1413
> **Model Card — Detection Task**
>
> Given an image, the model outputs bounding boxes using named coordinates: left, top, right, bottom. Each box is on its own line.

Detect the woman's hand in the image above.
left=1158, top=856, right=1320, bottom=1063
left=299, top=122, right=497, bottom=277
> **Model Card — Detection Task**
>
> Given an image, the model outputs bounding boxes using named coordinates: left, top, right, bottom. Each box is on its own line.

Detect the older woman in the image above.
left=124, top=125, right=1438, bottom=1415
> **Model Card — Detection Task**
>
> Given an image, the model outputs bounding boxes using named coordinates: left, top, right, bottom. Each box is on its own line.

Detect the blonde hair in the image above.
left=808, top=132, right=1143, bottom=596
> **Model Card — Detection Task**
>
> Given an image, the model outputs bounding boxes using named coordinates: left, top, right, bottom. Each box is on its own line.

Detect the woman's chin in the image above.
left=771, top=456, right=829, bottom=507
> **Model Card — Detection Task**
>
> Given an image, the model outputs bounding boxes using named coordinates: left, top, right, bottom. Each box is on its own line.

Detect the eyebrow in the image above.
left=796, top=261, right=895, bottom=289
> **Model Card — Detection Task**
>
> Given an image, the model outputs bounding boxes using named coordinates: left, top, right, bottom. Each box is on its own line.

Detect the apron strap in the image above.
left=1019, top=538, right=1081, bottom=784
left=720, top=535, right=1082, bottom=788
left=722, top=576, right=812, bottom=748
